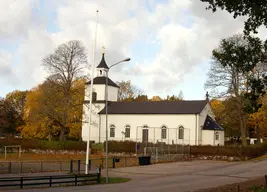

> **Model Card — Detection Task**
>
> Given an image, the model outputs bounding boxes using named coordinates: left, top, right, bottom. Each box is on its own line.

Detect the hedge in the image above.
left=103, top=140, right=267, bottom=159
left=0, top=138, right=87, bottom=151
left=1, top=139, right=267, bottom=159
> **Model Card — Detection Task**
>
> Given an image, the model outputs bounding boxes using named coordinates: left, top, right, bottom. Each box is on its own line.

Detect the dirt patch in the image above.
left=195, top=177, right=266, bottom=192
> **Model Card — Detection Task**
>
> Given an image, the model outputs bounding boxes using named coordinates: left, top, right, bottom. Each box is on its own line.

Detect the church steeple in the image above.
left=96, top=46, right=109, bottom=70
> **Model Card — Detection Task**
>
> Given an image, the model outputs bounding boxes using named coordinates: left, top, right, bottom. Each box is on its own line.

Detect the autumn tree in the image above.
left=133, top=95, right=149, bottom=102
left=41, top=40, right=88, bottom=141
left=151, top=96, right=162, bottom=101
left=4, top=90, right=27, bottom=131
left=0, top=91, right=27, bottom=134
left=200, top=0, right=267, bottom=35
left=21, top=79, right=85, bottom=140
left=205, top=34, right=266, bottom=146
left=117, top=80, right=143, bottom=101
left=0, top=98, right=8, bottom=134
left=210, top=99, right=241, bottom=138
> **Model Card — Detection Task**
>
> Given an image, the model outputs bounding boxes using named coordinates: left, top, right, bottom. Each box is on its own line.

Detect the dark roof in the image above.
left=96, top=53, right=109, bottom=69
left=98, top=100, right=208, bottom=114
left=85, top=76, right=119, bottom=88
left=202, top=115, right=224, bottom=131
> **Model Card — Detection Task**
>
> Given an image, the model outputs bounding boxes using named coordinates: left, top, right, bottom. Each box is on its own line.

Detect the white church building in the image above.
left=82, top=52, right=225, bottom=146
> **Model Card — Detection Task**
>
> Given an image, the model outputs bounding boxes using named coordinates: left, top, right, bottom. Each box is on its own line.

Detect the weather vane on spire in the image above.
left=102, top=45, right=105, bottom=54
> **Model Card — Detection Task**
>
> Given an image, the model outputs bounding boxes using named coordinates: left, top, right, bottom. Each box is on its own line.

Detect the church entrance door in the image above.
left=142, top=129, right=148, bottom=143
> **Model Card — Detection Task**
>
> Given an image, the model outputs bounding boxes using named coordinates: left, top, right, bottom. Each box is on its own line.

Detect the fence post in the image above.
left=264, top=175, right=267, bottom=189
left=49, top=176, right=52, bottom=187
left=97, top=166, right=101, bottom=183
left=89, top=159, right=91, bottom=170
left=70, top=159, right=73, bottom=173
left=112, top=158, right=116, bottom=168
left=189, top=146, right=192, bottom=161
left=8, top=162, right=11, bottom=173
left=101, top=158, right=104, bottom=168
left=77, top=160, right=81, bottom=174
left=60, top=161, right=62, bottom=172
left=20, top=177, right=23, bottom=189
left=20, top=162, right=23, bottom=173
left=40, top=161, right=43, bottom=172
left=75, top=174, right=78, bottom=186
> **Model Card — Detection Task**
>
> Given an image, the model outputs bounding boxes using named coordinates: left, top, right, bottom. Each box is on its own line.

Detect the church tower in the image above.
left=81, top=48, right=120, bottom=142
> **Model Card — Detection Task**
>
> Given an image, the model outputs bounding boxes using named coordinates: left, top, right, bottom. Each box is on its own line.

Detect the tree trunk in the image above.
left=48, top=132, right=52, bottom=141
left=59, top=130, right=65, bottom=141
left=256, top=120, right=261, bottom=144
left=239, top=113, right=247, bottom=146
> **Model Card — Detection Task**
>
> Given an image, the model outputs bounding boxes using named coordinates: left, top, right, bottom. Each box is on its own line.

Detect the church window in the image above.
left=161, top=126, right=167, bottom=139
left=125, top=125, right=130, bottom=138
left=143, top=125, right=148, bottom=129
left=215, top=132, right=219, bottom=140
left=100, top=70, right=102, bottom=75
left=178, top=126, right=184, bottom=140
left=92, top=92, right=97, bottom=102
left=110, top=124, right=115, bottom=137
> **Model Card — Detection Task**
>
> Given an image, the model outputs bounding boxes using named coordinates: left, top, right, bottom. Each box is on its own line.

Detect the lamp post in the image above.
left=105, top=57, right=130, bottom=183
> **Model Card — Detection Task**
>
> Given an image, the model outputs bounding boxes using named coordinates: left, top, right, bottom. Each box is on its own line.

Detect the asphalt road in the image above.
left=3, top=159, right=267, bottom=192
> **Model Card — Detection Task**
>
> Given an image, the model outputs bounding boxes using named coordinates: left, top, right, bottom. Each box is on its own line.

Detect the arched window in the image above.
left=92, top=92, right=97, bottom=102
left=110, top=124, right=115, bottom=138
left=100, top=70, right=102, bottom=75
left=161, top=125, right=167, bottom=139
left=143, top=125, right=148, bottom=129
left=125, top=125, right=130, bottom=138
left=215, top=132, right=219, bottom=140
left=178, top=126, right=184, bottom=139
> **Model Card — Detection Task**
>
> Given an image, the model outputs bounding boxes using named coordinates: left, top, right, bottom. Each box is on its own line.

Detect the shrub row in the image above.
left=1, top=139, right=267, bottom=159
left=0, top=138, right=87, bottom=151
left=104, top=140, right=267, bottom=159
left=191, top=143, right=267, bottom=158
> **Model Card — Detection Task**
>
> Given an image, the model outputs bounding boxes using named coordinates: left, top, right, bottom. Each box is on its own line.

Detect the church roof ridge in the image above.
left=98, top=100, right=208, bottom=115
left=85, top=76, right=119, bottom=88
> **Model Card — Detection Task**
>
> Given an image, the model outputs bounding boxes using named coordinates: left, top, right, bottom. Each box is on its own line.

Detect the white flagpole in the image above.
left=85, top=10, right=99, bottom=174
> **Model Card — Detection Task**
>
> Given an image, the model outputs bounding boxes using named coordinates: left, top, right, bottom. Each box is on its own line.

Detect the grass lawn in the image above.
left=99, top=177, right=131, bottom=184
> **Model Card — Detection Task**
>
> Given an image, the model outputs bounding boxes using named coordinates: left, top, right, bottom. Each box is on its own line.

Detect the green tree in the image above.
left=199, top=0, right=267, bottom=35
left=205, top=34, right=266, bottom=145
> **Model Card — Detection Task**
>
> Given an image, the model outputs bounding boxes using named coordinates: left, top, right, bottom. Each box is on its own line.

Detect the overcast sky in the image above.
left=1, top=0, right=267, bottom=100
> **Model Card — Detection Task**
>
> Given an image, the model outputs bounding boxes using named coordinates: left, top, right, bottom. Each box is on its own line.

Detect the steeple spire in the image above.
left=96, top=45, right=109, bottom=69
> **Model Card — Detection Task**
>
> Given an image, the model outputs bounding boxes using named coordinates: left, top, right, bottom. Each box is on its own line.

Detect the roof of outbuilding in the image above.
left=85, top=76, right=119, bottom=88
left=98, top=100, right=208, bottom=114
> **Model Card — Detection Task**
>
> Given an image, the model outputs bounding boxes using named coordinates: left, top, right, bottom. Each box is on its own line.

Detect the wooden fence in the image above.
left=0, top=172, right=101, bottom=189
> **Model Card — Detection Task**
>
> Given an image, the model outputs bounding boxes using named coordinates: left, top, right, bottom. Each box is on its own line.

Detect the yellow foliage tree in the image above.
left=20, top=79, right=85, bottom=140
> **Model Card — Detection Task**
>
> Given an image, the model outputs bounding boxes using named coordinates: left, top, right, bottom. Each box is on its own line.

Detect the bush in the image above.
left=104, top=141, right=136, bottom=154
left=191, top=143, right=267, bottom=159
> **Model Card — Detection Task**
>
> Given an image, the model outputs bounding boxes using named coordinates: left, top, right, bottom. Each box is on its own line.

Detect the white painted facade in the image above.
left=82, top=58, right=225, bottom=146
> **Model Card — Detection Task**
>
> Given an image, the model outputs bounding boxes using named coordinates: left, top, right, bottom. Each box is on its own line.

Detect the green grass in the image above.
left=99, top=177, right=131, bottom=184
left=250, top=185, right=267, bottom=192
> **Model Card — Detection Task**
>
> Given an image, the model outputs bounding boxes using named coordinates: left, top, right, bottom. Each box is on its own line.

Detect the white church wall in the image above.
left=199, top=103, right=221, bottom=144
left=201, top=130, right=224, bottom=146
left=98, top=114, right=198, bottom=145
left=82, top=103, right=105, bottom=142
left=86, top=84, right=118, bottom=101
